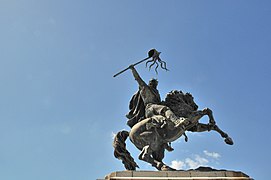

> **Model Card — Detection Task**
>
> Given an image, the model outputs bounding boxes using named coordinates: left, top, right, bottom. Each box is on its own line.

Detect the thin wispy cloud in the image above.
left=171, top=160, right=186, bottom=169
left=170, top=155, right=209, bottom=170
left=185, top=155, right=209, bottom=169
left=170, top=150, right=221, bottom=170
left=203, top=150, right=221, bottom=159
left=195, top=155, right=209, bottom=165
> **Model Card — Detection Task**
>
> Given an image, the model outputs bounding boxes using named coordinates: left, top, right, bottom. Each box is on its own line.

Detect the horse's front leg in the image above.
left=212, top=125, right=234, bottom=145
left=203, top=108, right=233, bottom=145
left=188, top=108, right=213, bottom=125
left=188, top=109, right=233, bottom=145
left=202, top=108, right=216, bottom=127
left=189, top=123, right=233, bottom=145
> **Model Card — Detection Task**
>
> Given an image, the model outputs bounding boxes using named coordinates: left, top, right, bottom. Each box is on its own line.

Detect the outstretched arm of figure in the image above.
left=129, top=65, right=147, bottom=88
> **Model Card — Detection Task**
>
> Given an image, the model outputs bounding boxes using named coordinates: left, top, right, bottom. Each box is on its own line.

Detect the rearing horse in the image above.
left=113, top=90, right=233, bottom=171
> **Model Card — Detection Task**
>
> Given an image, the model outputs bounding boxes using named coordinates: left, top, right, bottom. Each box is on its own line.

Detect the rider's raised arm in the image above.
left=129, top=65, right=147, bottom=89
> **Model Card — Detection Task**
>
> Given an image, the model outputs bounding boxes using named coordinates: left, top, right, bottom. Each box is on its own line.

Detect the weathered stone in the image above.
left=133, top=171, right=168, bottom=177
left=167, top=171, right=191, bottom=177
left=105, top=170, right=253, bottom=180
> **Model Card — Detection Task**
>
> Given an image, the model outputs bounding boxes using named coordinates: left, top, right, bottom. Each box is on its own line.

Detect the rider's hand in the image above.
left=129, top=64, right=135, bottom=70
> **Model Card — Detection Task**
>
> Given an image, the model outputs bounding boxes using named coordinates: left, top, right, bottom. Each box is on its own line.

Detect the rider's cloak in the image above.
left=126, top=90, right=146, bottom=128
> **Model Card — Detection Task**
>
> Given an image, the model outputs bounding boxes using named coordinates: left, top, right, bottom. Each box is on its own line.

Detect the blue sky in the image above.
left=0, top=1, right=270, bottom=180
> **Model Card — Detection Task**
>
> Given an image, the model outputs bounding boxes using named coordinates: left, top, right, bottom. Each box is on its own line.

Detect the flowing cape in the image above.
left=126, top=90, right=146, bottom=128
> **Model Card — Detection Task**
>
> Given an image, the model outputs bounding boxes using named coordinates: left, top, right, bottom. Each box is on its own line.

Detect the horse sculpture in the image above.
left=113, top=90, right=233, bottom=171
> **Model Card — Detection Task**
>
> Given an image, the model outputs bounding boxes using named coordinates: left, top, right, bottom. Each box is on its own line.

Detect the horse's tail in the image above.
left=113, top=130, right=139, bottom=170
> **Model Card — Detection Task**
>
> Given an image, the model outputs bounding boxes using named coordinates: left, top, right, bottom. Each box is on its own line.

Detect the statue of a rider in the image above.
left=113, top=49, right=233, bottom=171
left=126, top=65, right=190, bottom=150
left=126, top=65, right=161, bottom=128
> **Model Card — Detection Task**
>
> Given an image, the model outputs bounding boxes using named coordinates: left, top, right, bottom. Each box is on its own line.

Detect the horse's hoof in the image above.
left=225, top=137, right=234, bottom=145
left=161, top=165, right=176, bottom=171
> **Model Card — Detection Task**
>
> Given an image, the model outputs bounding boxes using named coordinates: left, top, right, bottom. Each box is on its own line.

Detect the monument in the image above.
left=105, top=49, right=252, bottom=180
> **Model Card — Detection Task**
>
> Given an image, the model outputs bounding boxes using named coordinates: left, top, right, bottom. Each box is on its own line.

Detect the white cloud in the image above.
left=184, top=158, right=199, bottom=169
left=170, top=155, right=209, bottom=170
left=195, top=155, right=209, bottom=165
left=170, top=150, right=221, bottom=170
left=185, top=155, right=208, bottom=169
left=170, top=160, right=186, bottom=169
left=203, top=150, right=221, bottom=159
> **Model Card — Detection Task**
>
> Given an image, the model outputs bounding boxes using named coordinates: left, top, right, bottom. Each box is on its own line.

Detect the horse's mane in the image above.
left=161, top=90, right=198, bottom=118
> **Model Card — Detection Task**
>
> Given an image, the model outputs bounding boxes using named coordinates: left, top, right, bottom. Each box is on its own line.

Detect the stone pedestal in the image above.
left=104, top=170, right=253, bottom=180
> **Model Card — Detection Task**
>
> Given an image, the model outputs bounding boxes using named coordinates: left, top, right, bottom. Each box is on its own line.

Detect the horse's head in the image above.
left=163, top=90, right=199, bottom=118
left=183, top=93, right=198, bottom=111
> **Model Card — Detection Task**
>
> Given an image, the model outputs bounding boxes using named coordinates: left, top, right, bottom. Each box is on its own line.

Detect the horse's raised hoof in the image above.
left=164, top=143, right=174, bottom=152
left=161, top=165, right=176, bottom=171
left=225, top=137, right=234, bottom=145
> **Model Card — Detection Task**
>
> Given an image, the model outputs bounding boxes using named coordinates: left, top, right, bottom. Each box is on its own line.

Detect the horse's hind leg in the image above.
left=139, top=145, right=171, bottom=170
left=139, top=145, right=162, bottom=170
left=138, top=145, right=151, bottom=161
left=152, top=145, right=176, bottom=171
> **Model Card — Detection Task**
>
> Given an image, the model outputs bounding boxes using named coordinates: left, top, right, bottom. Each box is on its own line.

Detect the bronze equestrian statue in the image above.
left=113, top=50, right=233, bottom=171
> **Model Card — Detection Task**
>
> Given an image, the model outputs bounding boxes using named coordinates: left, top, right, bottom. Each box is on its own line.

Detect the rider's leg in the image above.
left=163, top=108, right=190, bottom=127
left=145, top=104, right=189, bottom=129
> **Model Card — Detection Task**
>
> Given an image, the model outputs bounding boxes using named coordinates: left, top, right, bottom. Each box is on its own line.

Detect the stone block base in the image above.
left=104, top=170, right=253, bottom=180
